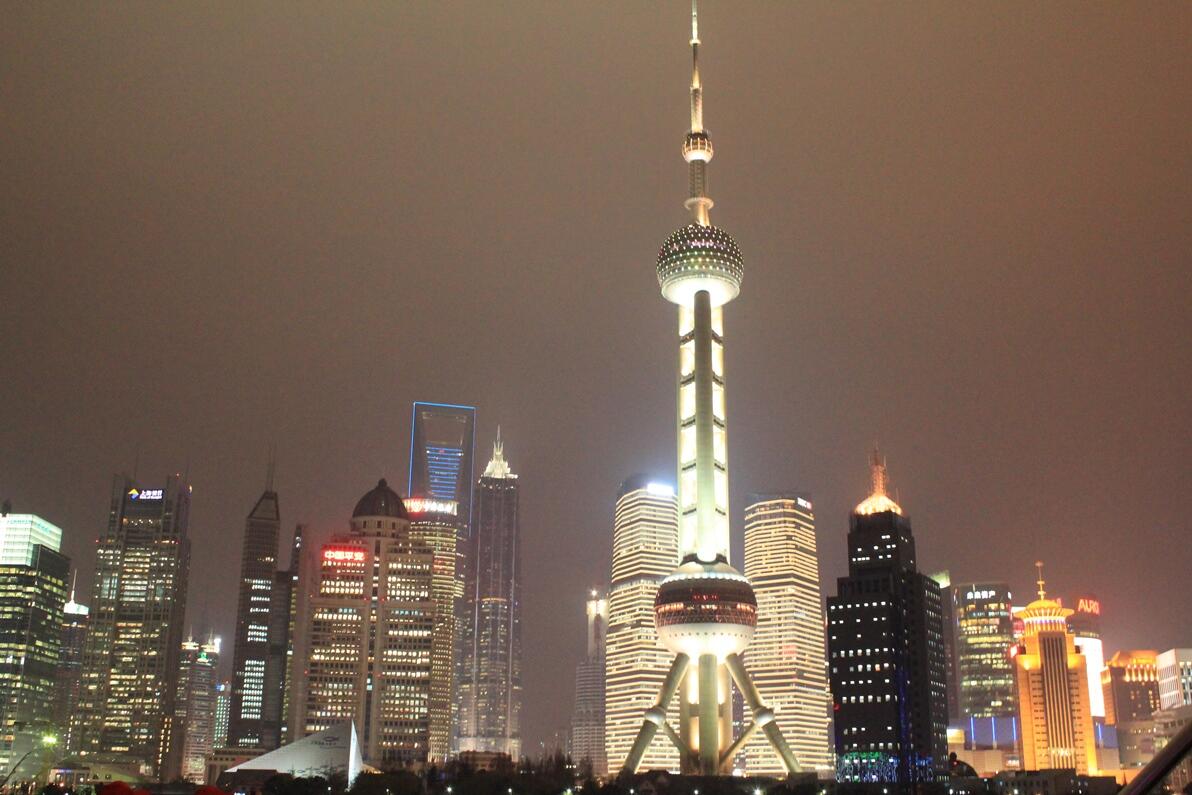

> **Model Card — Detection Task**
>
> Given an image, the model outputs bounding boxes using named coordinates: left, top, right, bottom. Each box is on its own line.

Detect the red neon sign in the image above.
left=1076, top=598, right=1101, bottom=616
left=323, top=547, right=365, bottom=563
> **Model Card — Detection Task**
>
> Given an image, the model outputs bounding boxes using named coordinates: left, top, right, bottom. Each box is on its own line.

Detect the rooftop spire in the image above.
left=854, top=445, right=903, bottom=516
left=482, top=429, right=516, bottom=479
left=869, top=445, right=888, bottom=497
left=1035, top=560, right=1047, bottom=601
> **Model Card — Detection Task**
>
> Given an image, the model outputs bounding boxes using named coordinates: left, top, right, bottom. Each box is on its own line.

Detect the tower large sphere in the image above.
left=657, top=224, right=743, bottom=307
left=654, top=558, right=756, bottom=660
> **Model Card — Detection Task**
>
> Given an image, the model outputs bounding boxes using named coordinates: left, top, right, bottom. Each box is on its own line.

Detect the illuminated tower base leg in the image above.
left=622, top=652, right=801, bottom=776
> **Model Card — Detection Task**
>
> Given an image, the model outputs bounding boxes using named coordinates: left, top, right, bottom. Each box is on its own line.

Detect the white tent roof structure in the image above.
left=226, top=724, right=364, bottom=785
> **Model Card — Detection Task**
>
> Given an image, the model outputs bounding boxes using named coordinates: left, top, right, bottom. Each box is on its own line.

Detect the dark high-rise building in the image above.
left=0, top=536, right=70, bottom=773
left=827, top=451, right=948, bottom=784
left=928, top=572, right=961, bottom=722
left=228, top=484, right=282, bottom=750
left=407, top=401, right=475, bottom=752
left=952, top=581, right=1016, bottom=719
left=54, top=584, right=90, bottom=752
left=73, top=475, right=192, bottom=776
left=270, top=525, right=302, bottom=748
left=459, top=435, right=521, bottom=758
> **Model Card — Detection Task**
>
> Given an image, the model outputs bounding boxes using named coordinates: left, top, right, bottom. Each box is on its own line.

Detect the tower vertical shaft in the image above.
left=622, top=1, right=800, bottom=778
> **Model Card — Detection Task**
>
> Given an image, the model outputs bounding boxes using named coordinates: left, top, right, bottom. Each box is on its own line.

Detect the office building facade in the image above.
left=827, top=451, right=949, bottom=784
left=73, top=475, right=192, bottom=776
left=604, top=476, right=679, bottom=772
left=406, top=500, right=459, bottom=762
left=297, top=480, right=440, bottom=767
left=1103, top=650, right=1161, bottom=769
left=459, top=437, right=521, bottom=757
left=951, top=581, right=1016, bottom=719
left=0, top=538, right=70, bottom=771
left=1158, top=649, right=1192, bottom=709
left=742, top=494, right=832, bottom=774
left=571, top=591, right=607, bottom=777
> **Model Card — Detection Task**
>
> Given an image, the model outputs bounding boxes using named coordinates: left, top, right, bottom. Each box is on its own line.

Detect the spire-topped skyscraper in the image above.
left=459, top=434, right=522, bottom=757
left=622, top=2, right=800, bottom=776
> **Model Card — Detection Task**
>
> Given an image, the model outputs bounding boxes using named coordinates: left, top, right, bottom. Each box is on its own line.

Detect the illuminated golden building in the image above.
left=1012, top=563, right=1097, bottom=775
left=604, top=476, right=680, bottom=773
left=297, top=480, right=441, bottom=767
left=742, top=495, right=832, bottom=774
left=407, top=499, right=460, bottom=763
left=1103, top=650, right=1161, bottom=769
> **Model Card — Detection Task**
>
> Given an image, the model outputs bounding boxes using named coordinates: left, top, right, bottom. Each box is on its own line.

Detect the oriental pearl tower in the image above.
left=621, top=2, right=801, bottom=777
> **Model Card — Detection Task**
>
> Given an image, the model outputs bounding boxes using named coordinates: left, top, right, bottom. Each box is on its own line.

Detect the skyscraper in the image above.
left=54, top=583, right=89, bottom=752
left=74, top=475, right=192, bottom=776
left=407, top=401, right=475, bottom=752
left=571, top=590, right=607, bottom=777
left=406, top=498, right=460, bottom=762
left=168, top=635, right=221, bottom=783
left=741, top=494, right=832, bottom=774
left=297, top=479, right=439, bottom=767
left=1013, top=564, right=1097, bottom=774
left=1103, top=650, right=1161, bottom=769
left=951, top=581, right=1016, bottom=719
left=827, top=451, right=949, bottom=784
left=605, top=476, right=680, bottom=774
left=621, top=3, right=800, bottom=776
left=0, top=523, right=70, bottom=772
left=459, top=435, right=521, bottom=758
left=229, top=482, right=282, bottom=750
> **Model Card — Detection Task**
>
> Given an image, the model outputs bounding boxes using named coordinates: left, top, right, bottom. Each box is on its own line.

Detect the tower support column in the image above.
left=697, top=653, right=719, bottom=773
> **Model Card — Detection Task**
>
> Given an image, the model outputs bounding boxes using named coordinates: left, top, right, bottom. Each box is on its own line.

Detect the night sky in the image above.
left=2, top=2, right=1190, bottom=753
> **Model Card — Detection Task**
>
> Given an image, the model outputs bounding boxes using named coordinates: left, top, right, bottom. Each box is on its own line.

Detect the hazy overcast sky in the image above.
left=2, top=2, right=1190, bottom=752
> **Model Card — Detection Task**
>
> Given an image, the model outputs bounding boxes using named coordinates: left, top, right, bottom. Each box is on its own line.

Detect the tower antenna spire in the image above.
left=683, top=0, right=714, bottom=225
left=1035, top=560, right=1047, bottom=600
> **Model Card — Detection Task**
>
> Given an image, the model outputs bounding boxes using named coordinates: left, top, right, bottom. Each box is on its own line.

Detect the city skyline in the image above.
left=2, top=1, right=1190, bottom=758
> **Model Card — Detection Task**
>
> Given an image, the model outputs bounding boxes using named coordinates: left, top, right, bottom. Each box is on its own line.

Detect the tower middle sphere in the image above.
left=654, top=557, right=757, bottom=660
left=657, top=224, right=743, bottom=307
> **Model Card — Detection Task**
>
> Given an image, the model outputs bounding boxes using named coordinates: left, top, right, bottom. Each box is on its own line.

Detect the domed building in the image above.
left=297, top=478, right=455, bottom=768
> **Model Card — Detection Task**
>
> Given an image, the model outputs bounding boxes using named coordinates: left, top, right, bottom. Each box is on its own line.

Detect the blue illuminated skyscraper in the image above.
left=407, top=401, right=476, bottom=752
left=408, top=402, right=476, bottom=519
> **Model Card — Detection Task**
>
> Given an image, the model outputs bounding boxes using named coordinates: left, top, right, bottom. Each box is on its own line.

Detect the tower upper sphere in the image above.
left=657, top=224, right=743, bottom=307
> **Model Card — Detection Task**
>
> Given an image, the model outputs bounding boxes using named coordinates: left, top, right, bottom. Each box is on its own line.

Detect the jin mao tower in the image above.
left=622, top=2, right=800, bottom=775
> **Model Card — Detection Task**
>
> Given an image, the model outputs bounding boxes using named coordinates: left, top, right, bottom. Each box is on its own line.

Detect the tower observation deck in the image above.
left=622, top=1, right=801, bottom=777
